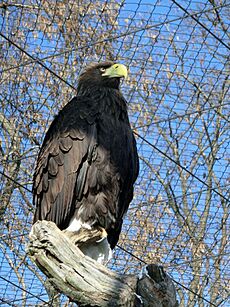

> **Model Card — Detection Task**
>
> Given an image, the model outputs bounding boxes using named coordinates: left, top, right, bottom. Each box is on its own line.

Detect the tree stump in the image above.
left=27, top=221, right=178, bottom=307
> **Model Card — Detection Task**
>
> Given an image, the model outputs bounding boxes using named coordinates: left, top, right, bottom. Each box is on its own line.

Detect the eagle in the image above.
left=32, top=62, right=139, bottom=263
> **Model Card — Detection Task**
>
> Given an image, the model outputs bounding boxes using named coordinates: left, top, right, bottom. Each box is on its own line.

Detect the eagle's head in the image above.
left=77, top=61, right=128, bottom=93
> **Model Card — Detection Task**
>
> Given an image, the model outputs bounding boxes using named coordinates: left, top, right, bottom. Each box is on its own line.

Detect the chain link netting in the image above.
left=0, top=1, right=229, bottom=306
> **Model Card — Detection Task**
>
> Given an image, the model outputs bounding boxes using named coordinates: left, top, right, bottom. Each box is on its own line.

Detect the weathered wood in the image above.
left=137, top=265, right=178, bottom=307
left=27, top=221, right=137, bottom=306
left=27, top=221, right=178, bottom=307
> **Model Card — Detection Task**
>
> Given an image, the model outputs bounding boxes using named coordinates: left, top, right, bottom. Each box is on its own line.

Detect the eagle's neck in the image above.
left=77, top=84, right=118, bottom=96
left=77, top=85, right=128, bottom=112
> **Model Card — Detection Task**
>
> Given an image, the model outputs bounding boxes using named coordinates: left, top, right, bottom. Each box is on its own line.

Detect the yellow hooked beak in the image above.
left=102, top=63, right=128, bottom=79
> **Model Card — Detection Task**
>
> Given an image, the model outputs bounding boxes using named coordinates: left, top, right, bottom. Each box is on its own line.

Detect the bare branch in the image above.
left=27, top=221, right=178, bottom=307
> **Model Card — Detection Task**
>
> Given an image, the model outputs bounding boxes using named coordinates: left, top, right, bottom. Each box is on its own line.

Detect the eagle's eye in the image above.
left=99, top=67, right=106, bottom=73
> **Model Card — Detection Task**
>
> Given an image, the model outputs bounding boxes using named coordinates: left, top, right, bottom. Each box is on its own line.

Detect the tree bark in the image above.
left=27, top=221, right=178, bottom=307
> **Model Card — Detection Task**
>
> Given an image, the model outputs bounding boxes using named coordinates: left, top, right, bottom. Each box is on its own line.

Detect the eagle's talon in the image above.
left=96, top=227, right=107, bottom=243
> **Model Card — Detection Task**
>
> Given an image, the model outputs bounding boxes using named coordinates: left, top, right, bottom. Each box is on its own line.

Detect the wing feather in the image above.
left=33, top=97, right=97, bottom=229
left=59, top=137, right=73, bottom=152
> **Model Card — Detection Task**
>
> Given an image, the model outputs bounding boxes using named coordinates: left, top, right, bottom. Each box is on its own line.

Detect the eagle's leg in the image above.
left=63, top=226, right=112, bottom=264
left=63, top=226, right=107, bottom=245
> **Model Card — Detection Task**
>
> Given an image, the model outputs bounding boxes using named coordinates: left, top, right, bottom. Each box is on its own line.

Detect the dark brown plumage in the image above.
left=33, top=61, right=139, bottom=250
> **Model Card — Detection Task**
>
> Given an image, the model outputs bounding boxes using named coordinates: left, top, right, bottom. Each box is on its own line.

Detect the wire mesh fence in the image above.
left=0, top=0, right=229, bottom=306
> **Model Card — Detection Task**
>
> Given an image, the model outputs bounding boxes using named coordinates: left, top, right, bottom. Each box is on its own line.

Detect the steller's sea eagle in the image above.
left=32, top=62, right=139, bottom=263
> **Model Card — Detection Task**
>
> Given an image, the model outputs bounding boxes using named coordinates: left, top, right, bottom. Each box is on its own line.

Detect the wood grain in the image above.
left=27, top=221, right=178, bottom=307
